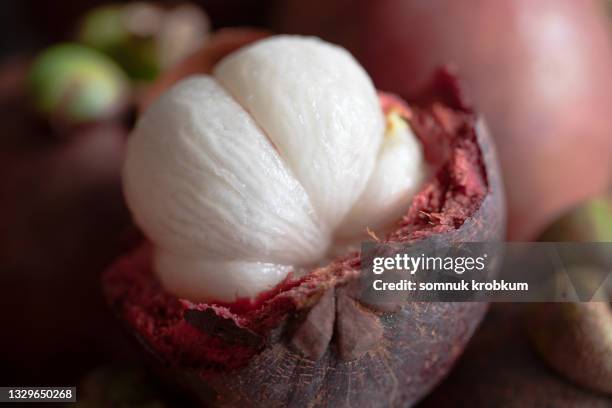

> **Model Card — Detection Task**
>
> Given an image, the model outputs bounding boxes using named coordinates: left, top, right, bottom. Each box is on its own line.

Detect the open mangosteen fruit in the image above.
left=103, top=30, right=505, bottom=407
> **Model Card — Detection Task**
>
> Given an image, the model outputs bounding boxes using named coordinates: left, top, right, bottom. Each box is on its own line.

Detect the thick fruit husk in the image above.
left=103, top=31, right=505, bottom=407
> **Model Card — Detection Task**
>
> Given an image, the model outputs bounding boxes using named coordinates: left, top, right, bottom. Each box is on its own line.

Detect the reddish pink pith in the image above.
left=103, top=87, right=488, bottom=373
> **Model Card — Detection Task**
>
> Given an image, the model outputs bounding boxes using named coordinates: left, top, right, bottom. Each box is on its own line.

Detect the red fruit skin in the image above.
left=104, top=59, right=506, bottom=406
left=273, top=0, right=612, bottom=240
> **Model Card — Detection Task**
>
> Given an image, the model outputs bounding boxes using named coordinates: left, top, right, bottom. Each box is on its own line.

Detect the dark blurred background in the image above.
left=0, top=0, right=271, bottom=57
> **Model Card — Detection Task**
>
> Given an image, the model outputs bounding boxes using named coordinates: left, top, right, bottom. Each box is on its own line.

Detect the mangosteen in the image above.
left=527, top=301, right=612, bottom=395
left=103, top=31, right=505, bottom=407
left=526, top=195, right=612, bottom=395
left=539, top=194, right=612, bottom=243
left=28, top=43, right=129, bottom=131
left=78, top=2, right=210, bottom=82
left=420, top=304, right=612, bottom=407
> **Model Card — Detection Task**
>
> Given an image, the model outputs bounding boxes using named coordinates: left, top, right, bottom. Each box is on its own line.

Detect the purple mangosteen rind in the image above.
left=420, top=304, right=612, bottom=407
left=103, top=67, right=506, bottom=407
left=526, top=302, right=612, bottom=395
left=525, top=195, right=612, bottom=396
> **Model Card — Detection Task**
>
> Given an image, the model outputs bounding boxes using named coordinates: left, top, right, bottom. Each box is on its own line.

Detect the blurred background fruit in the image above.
left=540, top=194, right=612, bottom=243
left=525, top=195, right=612, bottom=396
left=78, top=2, right=210, bottom=82
left=28, top=43, right=128, bottom=127
left=272, top=0, right=612, bottom=240
left=419, top=304, right=612, bottom=407
left=5, top=1, right=271, bottom=56
left=527, top=301, right=612, bottom=395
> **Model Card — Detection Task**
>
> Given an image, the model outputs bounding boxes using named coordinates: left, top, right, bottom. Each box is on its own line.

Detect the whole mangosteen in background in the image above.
left=420, top=304, right=612, bottom=407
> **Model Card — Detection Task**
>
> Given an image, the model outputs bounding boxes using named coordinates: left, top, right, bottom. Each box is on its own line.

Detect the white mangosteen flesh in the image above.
left=123, top=36, right=426, bottom=302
